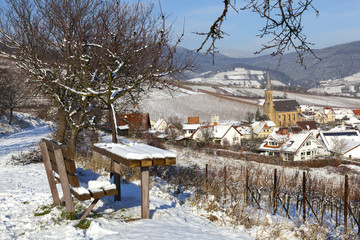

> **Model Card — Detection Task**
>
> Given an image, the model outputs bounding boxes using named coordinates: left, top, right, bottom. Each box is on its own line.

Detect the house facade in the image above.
left=314, top=107, right=336, bottom=124
left=319, top=129, right=360, bottom=158
left=259, top=131, right=327, bottom=161
left=251, top=120, right=277, bottom=139
left=192, top=124, right=242, bottom=146
left=153, top=118, right=168, bottom=132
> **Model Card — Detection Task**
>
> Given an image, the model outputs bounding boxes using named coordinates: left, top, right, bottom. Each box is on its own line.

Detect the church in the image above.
left=263, top=73, right=303, bottom=127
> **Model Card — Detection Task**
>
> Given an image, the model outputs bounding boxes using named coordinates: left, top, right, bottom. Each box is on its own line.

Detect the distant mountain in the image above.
left=176, top=41, right=360, bottom=89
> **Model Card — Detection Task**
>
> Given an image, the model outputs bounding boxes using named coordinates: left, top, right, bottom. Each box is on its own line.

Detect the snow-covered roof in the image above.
left=345, top=117, right=360, bottom=125
left=237, top=125, right=252, bottom=135
left=183, top=123, right=200, bottom=130
left=118, top=125, right=130, bottom=130
left=319, top=129, right=360, bottom=152
left=252, top=120, right=276, bottom=135
left=213, top=124, right=233, bottom=139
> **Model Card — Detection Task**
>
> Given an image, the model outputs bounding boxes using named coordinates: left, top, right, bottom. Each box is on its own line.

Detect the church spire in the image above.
left=265, top=71, right=272, bottom=90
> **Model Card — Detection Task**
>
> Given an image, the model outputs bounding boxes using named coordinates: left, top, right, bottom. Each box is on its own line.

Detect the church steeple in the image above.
left=265, top=71, right=272, bottom=90
left=263, top=71, right=275, bottom=123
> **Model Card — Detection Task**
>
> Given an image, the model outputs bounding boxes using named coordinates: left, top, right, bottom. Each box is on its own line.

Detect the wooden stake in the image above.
left=273, top=169, right=277, bottom=215
left=245, top=168, right=249, bottom=205
left=224, top=166, right=227, bottom=203
left=205, top=164, right=208, bottom=199
left=302, top=172, right=306, bottom=222
left=344, top=175, right=349, bottom=234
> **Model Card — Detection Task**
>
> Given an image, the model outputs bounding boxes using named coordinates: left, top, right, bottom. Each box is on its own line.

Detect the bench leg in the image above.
left=114, top=172, right=121, bottom=202
left=80, top=198, right=100, bottom=220
left=141, top=167, right=150, bottom=219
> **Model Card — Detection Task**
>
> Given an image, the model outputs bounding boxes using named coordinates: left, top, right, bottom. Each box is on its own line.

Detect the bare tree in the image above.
left=0, top=0, right=190, bottom=152
left=199, top=124, right=214, bottom=145
left=331, top=137, right=348, bottom=159
left=0, top=68, right=30, bottom=124
left=196, top=0, right=320, bottom=66
left=244, top=111, right=255, bottom=124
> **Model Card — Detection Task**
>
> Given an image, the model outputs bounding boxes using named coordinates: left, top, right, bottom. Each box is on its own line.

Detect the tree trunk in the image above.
left=109, top=104, right=118, bottom=143
left=56, top=111, right=67, bottom=143
left=8, top=107, right=13, bottom=125
left=69, top=128, right=79, bottom=156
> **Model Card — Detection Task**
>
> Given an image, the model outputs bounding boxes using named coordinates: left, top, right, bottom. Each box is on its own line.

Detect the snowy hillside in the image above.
left=309, top=71, right=360, bottom=96
left=138, top=87, right=259, bottom=123
left=187, top=68, right=286, bottom=88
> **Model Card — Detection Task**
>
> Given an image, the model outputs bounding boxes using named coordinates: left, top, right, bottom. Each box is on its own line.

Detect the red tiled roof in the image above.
left=116, top=112, right=150, bottom=130
left=353, top=110, right=360, bottom=117
left=297, top=121, right=317, bottom=130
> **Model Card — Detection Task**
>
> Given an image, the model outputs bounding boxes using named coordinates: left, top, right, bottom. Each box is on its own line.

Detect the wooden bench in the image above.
left=39, top=139, right=117, bottom=220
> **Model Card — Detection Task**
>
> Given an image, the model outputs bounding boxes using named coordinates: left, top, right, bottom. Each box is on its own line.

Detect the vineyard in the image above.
left=150, top=150, right=360, bottom=238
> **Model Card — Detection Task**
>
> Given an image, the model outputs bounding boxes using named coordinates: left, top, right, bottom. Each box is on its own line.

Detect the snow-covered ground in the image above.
left=0, top=116, right=252, bottom=239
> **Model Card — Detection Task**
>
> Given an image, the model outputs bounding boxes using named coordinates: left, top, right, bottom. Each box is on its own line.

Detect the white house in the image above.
left=343, top=143, right=360, bottom=159
left=319, top=129, right=360, bottom=158
left=183, top=123, right=201, bottom=138
left=153, top=118, right=168, bottom=132
left=333, top=108, right=356, bottom=120
left=259, top=131, right=328, bottom=161
left=192, top=124, right=242, bottom=146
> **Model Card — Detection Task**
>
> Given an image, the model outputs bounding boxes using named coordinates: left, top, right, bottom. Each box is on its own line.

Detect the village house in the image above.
left=259, top=130, right=328, bottom=161
left=333, top=108, right=355, bottom=120
left=182, top=117, right=201, bottom=138
left=153, top=118, right=168, bottom=132
left=237, top=125, right=252, bottom=139
left=115, top=112, right=151, bottom=135
left=192, top=124, right=242, bottom=146
left=251, top=120, right=277, bottom=139
left=318, top=129, right=360, bottom=159
left=314, top=107, right=336, bottom=124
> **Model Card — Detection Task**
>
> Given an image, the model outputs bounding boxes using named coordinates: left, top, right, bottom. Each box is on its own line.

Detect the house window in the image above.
left=288, top=114, right=290, bottom=120
left=307, top=151, right=311, bottom=155
left=283, top=115, right=286, bottom=120
left=293, top=114, right=296, bottom=120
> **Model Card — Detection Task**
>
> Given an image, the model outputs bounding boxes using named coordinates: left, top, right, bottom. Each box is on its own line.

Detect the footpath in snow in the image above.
left=0, top=122, right=252, bottom=239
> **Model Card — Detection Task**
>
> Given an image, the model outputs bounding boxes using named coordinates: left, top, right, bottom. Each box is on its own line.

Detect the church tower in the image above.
left=263, top=72, right=275, bottom=121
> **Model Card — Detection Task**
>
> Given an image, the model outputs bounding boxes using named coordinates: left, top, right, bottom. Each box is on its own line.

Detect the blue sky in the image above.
left=156, top=0, right=360, bottom=57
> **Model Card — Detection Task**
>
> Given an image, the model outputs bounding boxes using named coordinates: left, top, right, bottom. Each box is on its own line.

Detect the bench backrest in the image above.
left=41, top=139, right=80, bottom=188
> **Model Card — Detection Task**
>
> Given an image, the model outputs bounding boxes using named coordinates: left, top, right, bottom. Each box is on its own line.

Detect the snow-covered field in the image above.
left=139, top=87, right=259, bottom=123
left=139, top=84, right=360, bottom=125
left=184, top=85, right=360, bottom=108
left=0, top=115, right=252, bottom=239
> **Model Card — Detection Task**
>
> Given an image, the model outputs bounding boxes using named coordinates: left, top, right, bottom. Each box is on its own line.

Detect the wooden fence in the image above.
left=201, top=163, right=360, bottom=235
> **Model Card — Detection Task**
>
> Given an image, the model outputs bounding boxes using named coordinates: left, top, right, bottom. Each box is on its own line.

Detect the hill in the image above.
left=177, top=41, right=360, bottom=89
